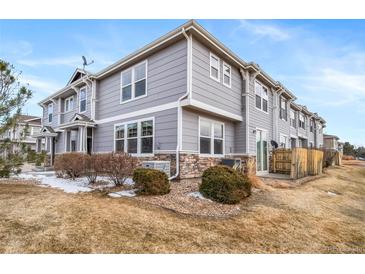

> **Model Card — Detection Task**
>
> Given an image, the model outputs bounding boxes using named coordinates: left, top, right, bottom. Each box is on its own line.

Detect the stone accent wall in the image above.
left=129, top=153, right=256, bottom=179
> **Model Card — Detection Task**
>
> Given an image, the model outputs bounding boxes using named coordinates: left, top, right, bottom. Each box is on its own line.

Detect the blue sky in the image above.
left=1, top=19, right=364, bottom=145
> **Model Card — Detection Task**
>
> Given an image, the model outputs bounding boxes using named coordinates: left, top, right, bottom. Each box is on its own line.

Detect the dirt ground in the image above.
left=0, top=160, right=364, bottom=253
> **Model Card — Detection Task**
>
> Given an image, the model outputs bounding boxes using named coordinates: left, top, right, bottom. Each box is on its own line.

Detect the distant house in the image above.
left=35, top=20, right=326, bottom=178
left=0, top=115, right=44, bottom=156
left=323, top=134, right=341, bottom=151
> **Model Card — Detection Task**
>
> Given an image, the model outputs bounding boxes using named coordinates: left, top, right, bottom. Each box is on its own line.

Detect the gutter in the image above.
left=169, top=27, right=191, bottom=181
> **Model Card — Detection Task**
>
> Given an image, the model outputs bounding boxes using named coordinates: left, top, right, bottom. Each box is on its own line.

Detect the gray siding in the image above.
left=55, top=131, right=65, bottom=153
left=93, top=108, right=178, bottom=153
left=182, top=108, right=235, bottom=154
left=96, top=39, right=187, bottom=120
left=248, top=78, right=273, bottom=154
left=191, top=38, right=242, bottom=117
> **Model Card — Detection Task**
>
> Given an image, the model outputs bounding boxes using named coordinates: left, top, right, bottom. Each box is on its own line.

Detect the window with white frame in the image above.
left=290, top=109, right=296, bottom=128
left=120, top=61, right=147, bottom=103
left=114, top=118, right=153, bottom=155
left=255, top=81, right=268, bottom=112
left=279, top=96, right=287, bottom=120
left=64, top=96, right=74, bottom=112
left=310, top=119, right=314, bottom=133
left=222, top=62, right=231, bottom=87
left=299, top=113, right=305, bottom=129
left=48, top=103, right=53, bottom=123
left=199, top=118, right=224, bottom=155
left=318, top=124, right=323, bottom=134
left=79, top=87, right=86, bottom=113
left=210, top=53, right=220, bottom=81
left=280, top=134, right=288, bottom=148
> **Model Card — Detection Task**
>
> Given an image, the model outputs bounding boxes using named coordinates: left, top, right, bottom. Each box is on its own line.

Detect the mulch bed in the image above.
left=122, top=178, right=244, bottom=218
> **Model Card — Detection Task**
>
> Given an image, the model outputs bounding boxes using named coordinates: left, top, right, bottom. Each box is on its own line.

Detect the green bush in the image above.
left=199, top=165, right=251, bottom=204
left=133, top=168, right=170, bottom=195
left=0, top=153, right=23, bottom=178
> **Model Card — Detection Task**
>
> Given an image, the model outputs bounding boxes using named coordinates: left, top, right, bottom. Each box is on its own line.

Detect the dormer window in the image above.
left=48, top=103, right=53, bottom=123
left=79, top=87, right=86, bottom=113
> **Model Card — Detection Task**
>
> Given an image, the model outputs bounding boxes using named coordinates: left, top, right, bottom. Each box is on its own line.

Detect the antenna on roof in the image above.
left=82, top=56, right=94, bottom=70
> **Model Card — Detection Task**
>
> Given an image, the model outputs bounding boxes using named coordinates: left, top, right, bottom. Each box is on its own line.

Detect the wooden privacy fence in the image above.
left=322, top=149, right=342, bottom=167
left=272, top=148, right=324, bottom=179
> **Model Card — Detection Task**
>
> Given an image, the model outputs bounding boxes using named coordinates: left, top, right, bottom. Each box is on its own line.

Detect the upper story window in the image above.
left=210, top=53, right=220, bottom=82
left=120, top=61, right=147, bottom=104
left=79, top=87, right=87, bottom=113
left=48, top=103, right=53, bottom=123
left=290, top=109, right=296, bottom=128
left=255, top=81, right=268, bottom=113
left=64, top=96, right=74, bottom=112
left=114, top=118, right=153, bottom=155
left=279, top=96, right=287, bottom=121
left=199, top=118, right=224, bottom=156
left=280, top=134, right=288, bottom=148
left=299, top=113, right=305, bottom=129
left=222, top=62, right=231, bottom=88
left=318, top=124, right=323, bottom=134
left=310, top=119, right=314, bottom=133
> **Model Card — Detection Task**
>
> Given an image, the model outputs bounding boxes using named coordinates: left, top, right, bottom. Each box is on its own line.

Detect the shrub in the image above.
left=83, top=154, right=100, bottom=184
left=34, top=151, right=46, bottom=166
left=342, top=155, right=355, bottom=160
left=133, top=168, right=170, bottom=195
left=0, top=153, right=23, bottom=178
left=54, top=153, right=84, bottom=180
left=98, top=152, right=137, bottom=185
left=199, top=165, right=251, bottom=204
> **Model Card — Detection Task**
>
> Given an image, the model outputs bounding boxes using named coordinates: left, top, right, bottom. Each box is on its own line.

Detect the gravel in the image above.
left=134, top=178, right=242, bottom=218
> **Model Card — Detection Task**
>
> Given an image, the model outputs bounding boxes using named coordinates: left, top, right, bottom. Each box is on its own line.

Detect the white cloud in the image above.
left=0, top=40, right=33, bottom=57
left=21, top=74, right=63, bottom=95
left=237, top=20, right=291, bottom=41
left=17, top=56, right=82, bottom=68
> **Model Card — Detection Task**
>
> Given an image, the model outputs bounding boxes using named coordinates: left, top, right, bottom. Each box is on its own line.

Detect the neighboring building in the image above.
left=0, top=115, right=44, bottom=156
left=323, top=134, right=340, bottom=151
left=35, top=20, right=326, bottom=178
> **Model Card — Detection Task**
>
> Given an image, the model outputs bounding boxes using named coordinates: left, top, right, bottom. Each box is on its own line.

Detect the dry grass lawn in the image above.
left=0, top=160, right=364, bottom=253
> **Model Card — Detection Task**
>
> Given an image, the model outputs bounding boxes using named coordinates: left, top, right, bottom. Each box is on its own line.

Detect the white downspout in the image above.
left=169, top=28, right=191, bottom=180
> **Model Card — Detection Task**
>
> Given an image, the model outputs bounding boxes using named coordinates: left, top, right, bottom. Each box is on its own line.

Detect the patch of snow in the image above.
left=188, top=191, right=211, bottom=202
left=16, top=172, right=93, bottom=193
left=14, top=171, right=135, bottom=194
left=108, top=189, right=137, bottom=198
left=327, top=191, right=337, bottom=196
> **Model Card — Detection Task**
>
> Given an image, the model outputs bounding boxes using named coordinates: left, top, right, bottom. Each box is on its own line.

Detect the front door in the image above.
left=256, top=129, right=268, bottom=173
left=86, top=127, right=92, bottom=155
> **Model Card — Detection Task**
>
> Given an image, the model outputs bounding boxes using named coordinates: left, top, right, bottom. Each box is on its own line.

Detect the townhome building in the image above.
left=1, top=115, right=44, bottom=157
left=34, top=20, right=326, bottom=178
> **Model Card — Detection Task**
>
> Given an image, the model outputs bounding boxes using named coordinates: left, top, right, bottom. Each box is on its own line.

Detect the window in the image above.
left=48, top=103, right=53, bottom=123
left=279, top=96, right=287, bottom=121
left=199, top=118, right=224, bottom=156
left=114, top=118, right=154, bottom=155
left=299, top=113, right=305, bottom=129
left=210, top=53, right=220, bottom=81
left=255, top=81, right=268, bottom=113
left=223, top=62, right=231, bottom=87
left=64, top=96, right=74, bottom=112
left=121, top=61, right=147, bottom=103
left=290, top=109, right=296, bottom=128
left=115, top=125, right=125, bottom=152
left=318, top=124, right=323, bottom=134
left=280, top=134, right=288, bottom=148
left=310, top=119, right=314, bottom=133
left=79, top=87, right=86, bottom=113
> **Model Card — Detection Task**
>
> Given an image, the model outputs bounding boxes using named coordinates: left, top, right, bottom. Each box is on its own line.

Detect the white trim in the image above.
left=198, top=116, right=225, bottom=157
left=113, top=116, right=155, bottom=156
left=222, top=62, right=232, bottom=88
left=120, top=60, right=148, bottom=104
left=96, top=101, right=178, bottom=124
left=209, top=52, right=220, bottom=82
left=181, top=98, right=243, bottom=121
left=78, top=86, right=87, bottom=114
